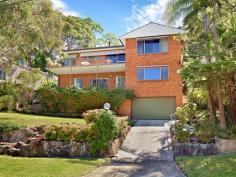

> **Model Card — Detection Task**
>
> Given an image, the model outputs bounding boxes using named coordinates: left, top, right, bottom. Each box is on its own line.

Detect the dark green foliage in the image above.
left=74, top=127, right=91, bottom=143
left=32, top=51, right=49, bottom=71
left=0, top=121, right=20, bottom=134
left=0, top=82, right=16, bottom=112
left=174, top=103, right=214, bottom=143
left=44, top=110, right=129, bottom=155
left=88, top=111, right=119, bottom=154
left=0, top=95, right=15, bottom=112
left=0, top=82, right=16, bottom=97
left=127, top=119, right=136, bottom=127
left=39, top=87, right=135, bottom=114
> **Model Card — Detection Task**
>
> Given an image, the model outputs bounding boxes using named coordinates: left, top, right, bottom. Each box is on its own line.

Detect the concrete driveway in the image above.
left=84, top=120, right=185, bottom=177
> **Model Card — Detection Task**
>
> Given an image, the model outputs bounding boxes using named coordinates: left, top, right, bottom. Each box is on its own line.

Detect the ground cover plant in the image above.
left=0, top=155, right=106, bottom=177
left=176, top=153, right=236, bottom=177
left=0, top=112, right=85, bottom=127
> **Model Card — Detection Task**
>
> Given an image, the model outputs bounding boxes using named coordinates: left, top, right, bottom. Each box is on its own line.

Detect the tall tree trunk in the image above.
left=204, top=13, right=216, bottom=125
left=226, top=74, right=236, bottom=123
left=212, top=16, right=227, bottom=129
left=208, top=86, right=216, bottom=126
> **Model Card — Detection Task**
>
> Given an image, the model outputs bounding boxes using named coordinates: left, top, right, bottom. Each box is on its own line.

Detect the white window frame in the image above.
left=116, top=76, right=125, bottom=88
left=137, top=65, right=169, bottom=81
left=137, top=37, right=169, bottom=54
left=73, top=78, right=83, bottom=88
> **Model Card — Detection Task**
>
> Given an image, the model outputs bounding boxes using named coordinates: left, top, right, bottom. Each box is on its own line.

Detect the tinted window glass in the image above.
left=137, top=38, right=168, bottom=54
left=145, top=40, right=154, bottom=53
left=117, top=54, right=125, bottom=62
left=137, top=68, right=144, bottom=80
left=145, top=67, right=161, bottom=80
left=90, top=79, right=108, bottom=89
left=153, top=39, right=160, bottom=53
left=116, top=76, right=125, bottom=88
left=137, top=41, right=144, bottom=54
left=161, top=67, right=169, bottom=80
left=137, top=66, right=168, bottom=81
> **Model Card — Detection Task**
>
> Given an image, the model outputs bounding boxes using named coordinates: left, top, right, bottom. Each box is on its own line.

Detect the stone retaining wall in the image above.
left=173, top=139, right=236, bottom=156
left=0, top=126, right=131, bottom=157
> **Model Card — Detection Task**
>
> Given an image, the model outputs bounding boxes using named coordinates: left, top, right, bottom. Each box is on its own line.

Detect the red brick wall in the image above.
left=124, top=36, right=183, bottom=107
left=59, top=72, right=125, bottom=90
left=117, top=99, right=132, bottom=118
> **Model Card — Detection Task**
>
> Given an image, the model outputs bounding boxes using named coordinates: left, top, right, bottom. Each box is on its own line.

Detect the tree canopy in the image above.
left=166, top=0, right=236, bottom=129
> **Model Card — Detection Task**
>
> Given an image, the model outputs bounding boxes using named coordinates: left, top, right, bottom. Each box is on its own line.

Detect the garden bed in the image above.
left=0, top=126, right=131, bottom=157
left=0, top=110, right=131, bottom=158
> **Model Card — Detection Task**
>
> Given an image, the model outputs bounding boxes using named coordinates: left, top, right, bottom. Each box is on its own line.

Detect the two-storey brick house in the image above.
left=49, top=22, right=184, bottom=119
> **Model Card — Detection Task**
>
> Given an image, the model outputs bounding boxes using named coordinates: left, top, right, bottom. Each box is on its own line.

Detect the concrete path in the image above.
left=84, top=120, right=185, bottom=177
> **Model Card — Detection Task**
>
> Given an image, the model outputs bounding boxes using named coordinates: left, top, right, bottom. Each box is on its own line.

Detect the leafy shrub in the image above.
left=44, top=125, right=60, bottom=141
left=44, top=124, right=79, bottom=142
left=0, top=95, right=15, bottom=111
left=0, top=121, right=20, bottom=134
left=176, top=103, right=197, bottom=124
left=89, top=111, right=119, bottom=154
left=128, top=119, right=136, bottom=127
left=187, top=88, right=208, bottom=108
left=74, top=127, right=92, bottom=143
left=0, top=82, right=16, bottom=97
left=215, top=126, right=236, bottom=139
left=39, top=87, right=135, bottom=115
left=116, top=116, right=128, bottom=136
left=58, top=125, right=77, bottom=142
left=173, top=122, right=191, bottom=142
left=82, top=109, right=105, bottom=124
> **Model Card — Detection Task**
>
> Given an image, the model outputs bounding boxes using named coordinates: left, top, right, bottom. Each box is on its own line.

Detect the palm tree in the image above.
left=165, top=0, right=227, bottom=129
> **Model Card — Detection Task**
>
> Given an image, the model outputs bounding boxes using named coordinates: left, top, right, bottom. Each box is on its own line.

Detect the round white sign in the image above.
left=103, top=103, right=110, bottom=110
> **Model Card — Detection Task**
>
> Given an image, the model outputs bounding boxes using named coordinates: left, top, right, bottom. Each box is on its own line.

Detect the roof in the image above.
left=63, top=45, right=124, bottom=53
left=120, top=22, right=185, bottom=40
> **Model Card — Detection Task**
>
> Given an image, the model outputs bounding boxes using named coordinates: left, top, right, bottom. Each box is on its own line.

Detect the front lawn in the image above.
left=176, top=153, right=236, bottom=177
left=0, top=156, right=106, bottom=177
left=0, top=113, right=85, bottom=126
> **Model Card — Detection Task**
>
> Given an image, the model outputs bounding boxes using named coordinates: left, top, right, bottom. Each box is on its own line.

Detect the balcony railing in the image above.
left=60, top=54, right=126, bottom=67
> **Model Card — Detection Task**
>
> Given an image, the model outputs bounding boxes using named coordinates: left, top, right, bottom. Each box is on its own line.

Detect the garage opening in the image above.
left=132, top=97, right=176, bottom=120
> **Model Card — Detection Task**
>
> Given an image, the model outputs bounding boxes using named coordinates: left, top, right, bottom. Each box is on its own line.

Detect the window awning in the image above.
left=80, top=49, right=125, bottom=57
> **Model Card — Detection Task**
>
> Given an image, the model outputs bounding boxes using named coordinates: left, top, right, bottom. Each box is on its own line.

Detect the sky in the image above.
left=51, top=0, right=180, bottom=36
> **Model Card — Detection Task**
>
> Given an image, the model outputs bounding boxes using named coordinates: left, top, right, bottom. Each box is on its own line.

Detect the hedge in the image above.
left=39, top=87, right=135, bottom=114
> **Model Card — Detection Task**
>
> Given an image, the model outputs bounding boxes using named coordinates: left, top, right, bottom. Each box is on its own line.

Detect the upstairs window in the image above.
left=105, top=54, right=125, bottom=63
left=137, top=66, right=169, bottom=80
left=137, top=38, right=168, bottom=54
left=73, top=78, right=83, bottom=88
left=63, top=58, right=76, bottom=66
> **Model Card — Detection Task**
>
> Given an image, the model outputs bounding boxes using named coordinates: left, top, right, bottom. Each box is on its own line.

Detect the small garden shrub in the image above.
left=74, top=127, right=92, bottom=143
left=44, top=110, right=130, bottom=155
left=82, top=109, right=105, bottom=124
left=0, top=95, right=15, bottom=111
left=116, top=116, right=128, bottom=136
left=128, top=119, right=136, bottom=127
left=0, top=121, right=20, bottom=134
left=44, top=124, right=79, bottom=142
left=89, top=111, right=119, bottom=154
left=174, top=103, right=215, bottom=143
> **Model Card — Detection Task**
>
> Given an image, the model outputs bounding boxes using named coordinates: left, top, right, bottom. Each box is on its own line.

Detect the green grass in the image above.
left=0, top=113, right=85, bottom=126
left=0, top=155, right=106, bottom=177
left=176, top=153, right=236, bottom=177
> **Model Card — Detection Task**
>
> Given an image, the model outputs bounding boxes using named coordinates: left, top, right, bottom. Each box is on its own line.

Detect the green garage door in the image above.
left=132, top=97, right=176, bottom=120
